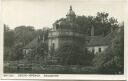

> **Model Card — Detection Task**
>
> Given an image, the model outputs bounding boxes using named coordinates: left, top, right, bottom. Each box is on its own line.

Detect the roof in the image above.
left=24, top=37, right=42, bottom=49
left=86, top=31, right=115, bottom=47
left=86, top=36, right=105, bottom=46
left=66, top=6, right=76, bottom=16
left=102, top=32, right=115, bottom=45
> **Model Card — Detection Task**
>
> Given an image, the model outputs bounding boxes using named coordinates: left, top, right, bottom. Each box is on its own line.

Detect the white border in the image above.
left=0, top=74, right=127, bottom=80
left=0, top=0, right=4, bottom=79
left=0, top=0, right=128, bottom=80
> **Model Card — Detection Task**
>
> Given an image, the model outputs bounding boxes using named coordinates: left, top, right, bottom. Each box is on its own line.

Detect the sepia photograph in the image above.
left=2, top=0, right=125, bottom=75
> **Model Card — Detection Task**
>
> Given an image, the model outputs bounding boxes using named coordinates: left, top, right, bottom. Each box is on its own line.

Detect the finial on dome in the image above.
left=70, top=5, right=72, bottom=11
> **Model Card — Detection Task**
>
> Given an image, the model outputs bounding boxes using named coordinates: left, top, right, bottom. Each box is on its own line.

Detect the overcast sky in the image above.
left=2, top=0, right=126, bottom=29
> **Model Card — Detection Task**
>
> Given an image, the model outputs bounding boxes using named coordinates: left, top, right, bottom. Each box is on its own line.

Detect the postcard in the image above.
left=0, top=0, right=127, bottom=80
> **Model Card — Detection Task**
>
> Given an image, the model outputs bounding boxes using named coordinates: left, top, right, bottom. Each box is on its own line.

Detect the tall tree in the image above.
left=14, top=25, right=37, bottom=46
left=75, top=12, right=118, bottom=36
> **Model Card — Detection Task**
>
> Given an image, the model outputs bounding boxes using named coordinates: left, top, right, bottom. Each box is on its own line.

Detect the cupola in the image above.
left=66, top=6, right=76, bottom=22
left=66, top=5, right=76, bottom=16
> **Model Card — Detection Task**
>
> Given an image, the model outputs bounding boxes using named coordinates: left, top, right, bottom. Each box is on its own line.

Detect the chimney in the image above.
left=91, top=25, right=94, bottom=36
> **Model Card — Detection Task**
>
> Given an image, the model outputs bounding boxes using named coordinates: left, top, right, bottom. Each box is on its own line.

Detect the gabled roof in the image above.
left=24, top=37, right=41, bottom=49
left=86, top=31, right=116, bottom=47
left=86, top=36, right=104, bottom=46
left=102, top=32, right=115, bottom=45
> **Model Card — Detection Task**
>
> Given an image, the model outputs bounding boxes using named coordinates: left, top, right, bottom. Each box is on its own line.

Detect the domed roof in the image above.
left=66, top=6, right=76, bottom=16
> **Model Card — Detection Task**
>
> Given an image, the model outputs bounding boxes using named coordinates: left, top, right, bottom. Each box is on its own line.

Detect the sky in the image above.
left=2, top=0, right=127, bottom=29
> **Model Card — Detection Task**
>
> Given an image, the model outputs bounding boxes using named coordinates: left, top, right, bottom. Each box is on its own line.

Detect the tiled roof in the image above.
left=86, top=32, right=115, bottom=47
left=102, top=32, right=115, bottom=45
left=86, top=36, right=104, bottom=46
left=24, top=37, right=41, bottom=49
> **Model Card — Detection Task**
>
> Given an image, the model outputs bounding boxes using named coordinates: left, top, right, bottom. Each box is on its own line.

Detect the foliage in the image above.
left=24, top=40, right=48, bottom=64
left=56, top=43, right=83, bottom=65
left=4, top=12, right=121, bottom=70
left=4, top=25, right=46, bottom=61
left=3, top=11, right=123, bottom=74
left=54, top=12, right=119, bottom=36
left=4, top=25, right=15, bottom=47
left=14, top=25, right=37, bottom=46
left=54, top=43, right=94, bottom=65
left=75, top=12, right=118, bottom=36
left=4, top=25, right=16, bottom=61
left=93, top=26, right=124, bottom=74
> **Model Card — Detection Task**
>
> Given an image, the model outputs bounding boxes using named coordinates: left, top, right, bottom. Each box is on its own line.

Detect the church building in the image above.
left=48, top=6, right=120, bottom=54
left=48, top=6, right=85, bottom=51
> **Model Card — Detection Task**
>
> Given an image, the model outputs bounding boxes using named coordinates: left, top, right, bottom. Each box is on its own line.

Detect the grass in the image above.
left=4, top=63, right=97, bottom=74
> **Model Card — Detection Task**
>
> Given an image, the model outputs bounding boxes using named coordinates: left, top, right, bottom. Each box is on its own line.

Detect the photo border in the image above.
left=0, top=0, right=128, bottom=80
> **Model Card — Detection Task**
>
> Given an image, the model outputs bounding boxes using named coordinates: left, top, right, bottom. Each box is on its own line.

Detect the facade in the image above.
left=86, top=36, right=108, bottom=54
left=48, top=6, right=85, bottom=51
left=86, top=26, right=119, bottom=54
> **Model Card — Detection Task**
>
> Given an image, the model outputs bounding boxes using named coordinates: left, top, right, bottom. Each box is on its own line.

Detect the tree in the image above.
left=4, top=25, right=15, bottom=47
left=75, top=15, right=94, bottom=34
left=4, top=25, right=16, bottom=61
left=54, top=42, right=94, bottom=65
left=93, top=12, right=118, bottom=36
left=93, top=25, right=124, bottom=74
left=4, top=25, right=38, bottom=61
left=14, top=25, right=37, bottom=46
left=55, top=43, right=82, bottom=65
left=75, top=12, right=118, bottom=36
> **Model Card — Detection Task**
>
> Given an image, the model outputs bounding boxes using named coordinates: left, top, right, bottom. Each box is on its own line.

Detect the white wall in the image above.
left=87, top=45, right=109, bottom=54
left=48, top=38, right=59, bottom=51
left=23, top=49, right=32, bottom=54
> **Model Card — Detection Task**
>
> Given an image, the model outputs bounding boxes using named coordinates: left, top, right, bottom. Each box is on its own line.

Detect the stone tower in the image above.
left=48, top=6, right=85, bottom=51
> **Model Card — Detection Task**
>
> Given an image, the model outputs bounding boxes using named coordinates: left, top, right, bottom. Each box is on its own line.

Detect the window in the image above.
left=52, top=43, right=55, bottom=51
left=92, top=48, right=95, bottom=53
left=99, top=48, right=101, bottom=52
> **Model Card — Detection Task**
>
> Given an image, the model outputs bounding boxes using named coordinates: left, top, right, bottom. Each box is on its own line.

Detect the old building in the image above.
left=48, top=6, right=121, bottom=54
left=86, top=22, right=123, bottom=54
left=48, top=6, right=85, bottom=51
left=24, top=6, right=123, bottom=55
